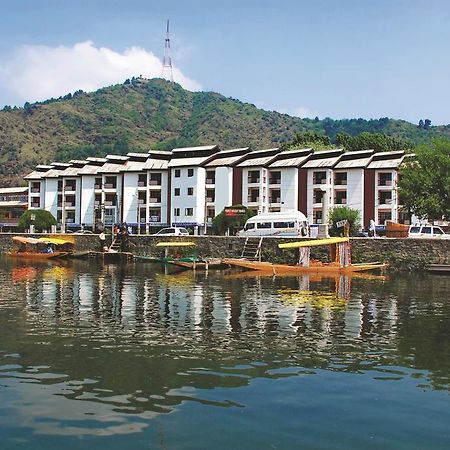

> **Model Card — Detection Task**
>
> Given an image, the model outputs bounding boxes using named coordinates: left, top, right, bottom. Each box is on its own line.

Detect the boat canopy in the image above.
left=155, top=242, right=197, bottom=247
left=12, top=236, right=41, bottom=245
left=37, top=237, right=73, bottom=245
left=12, top=236, right=73, bottom=246
left=278, top=237, right=349, bottom=249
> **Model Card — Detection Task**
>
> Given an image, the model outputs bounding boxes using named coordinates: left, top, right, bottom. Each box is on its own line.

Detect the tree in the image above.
left=212, top=205, right=255, bottom=235
left=336, top=132, right=409, bottom=152
left=18, top=209, right=57, bottom=232
left=398, top=138, right=450, bottom=221
left=329, top=206, right=361, bottom=237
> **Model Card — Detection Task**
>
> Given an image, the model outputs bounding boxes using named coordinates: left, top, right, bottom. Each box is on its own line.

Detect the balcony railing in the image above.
left=313, top=178, right=327, bottom=185
left=31, top=188, right=40, bottom=193
left=149, top=198, right=161, bottom=203
left=138, top=181, right=146, bottom=187
left=65, top=202, right=75, bottom=207
left=149, top=179, right=161, bottom=186
left=248, top=178, right=260, bottom=184
left=94, top=184, right=101, bottom=189
left=335, top=198, right=347, bottom=204
left=269, top=198, right=281, bottom=203
left=206, top=197, right=215, bottom=203
left=31, top=203, right=40, bottom=208
left=269, top=178, right=281, bottom=185
left=379, top=180, right=392, bottom=186
left=64, top=185, right=76, bottom=191
left=206, top=178, right=215, bottom=184
left=248, top=197, right=260, bottom=203
left=138, top=199, right=145, bottom=204
left=104, top=183, right=116, bottom=189
left=334, top=179, right=347, bottom=186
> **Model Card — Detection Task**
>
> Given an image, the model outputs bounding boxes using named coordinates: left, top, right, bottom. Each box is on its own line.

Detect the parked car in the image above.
left=408, top=224, right=450, bottom=239
left=74, top=230, right=94, bottom=234
left=153, top=227, right=189, bottom=236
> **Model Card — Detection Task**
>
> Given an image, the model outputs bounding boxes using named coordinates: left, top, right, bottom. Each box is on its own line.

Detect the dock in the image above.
left=426, top=264, right=450, bottom=274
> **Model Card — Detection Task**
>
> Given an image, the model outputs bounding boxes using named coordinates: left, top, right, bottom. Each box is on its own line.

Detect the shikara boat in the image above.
left=8, top=236, right=74, bottom=259
left=154, top=241, right=225, bottom=270
left=223, top=237, right=387, bottom=274
left=386, top=221, right=409, bottom=238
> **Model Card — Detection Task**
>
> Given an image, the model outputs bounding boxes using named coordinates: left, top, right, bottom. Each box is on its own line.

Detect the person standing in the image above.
left=99, top=231, right=106, bottom=252
left=368, top=219, right=376, bottom=237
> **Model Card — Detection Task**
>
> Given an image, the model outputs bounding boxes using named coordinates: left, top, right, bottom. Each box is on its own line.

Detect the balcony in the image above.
left=206, top=178, right=215, bottom=185
left=31, top=188, right=40, bottom=193
left=104, top=183, right=116, bottom=190
left=269, top=198, right=281, bottom=204
left=64, top=185, right=76, bottom=192
left=247, top=177, right=260, bottom=184
left=149, top=179, right=161, bottom=186
left=104, top=200, right=115, bottom=206
left=269, top=178, right=281, bottom=185
left=64, top=202, right=75, bottom=208
left=149, top=197, right=161, bottom=203
left=248, top=197, right=260, bottom=203
left=138, top=199, right=145, bottom=205
left=206, top=197, right=215, bottom=203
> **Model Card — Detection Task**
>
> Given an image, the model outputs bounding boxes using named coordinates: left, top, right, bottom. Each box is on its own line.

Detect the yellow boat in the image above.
left=224, top=237, right=387, bottom=274
left=8, top=236, right=74, bottom=259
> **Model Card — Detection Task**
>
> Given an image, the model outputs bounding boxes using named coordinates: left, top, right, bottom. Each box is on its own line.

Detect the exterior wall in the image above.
left=363, top=169, right=375, bottom=228
left=171, top=167, right=206, bottom=227
left=122, top=172, right=139, bottom=224
left=374, top=169, right=398, bottom=224
left=298, top=168, right=308, bottom=214
left=80, top=175, right=96, bottom=225
left=344, top=169, right=364, bottom=222
left=214, top=167, right=233, bottom=214
left=44, top=178, right=58, bottom=218
left=232, top=167, right=243, bottom=205
left=278, top=168, right=297, bottom=211
left=242, top=167, right=268, bottom=213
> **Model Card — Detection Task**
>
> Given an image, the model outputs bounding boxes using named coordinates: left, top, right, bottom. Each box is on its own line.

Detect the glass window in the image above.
left=410, top=226, right=420, bottom=234
left=185, top=208, right=193, bottom=216
left=187, top=187, right=193, bottom=195
left=174, top=188, right=180, bottom=196
left=174, top=169, right=180, bottom=178
left=433, top=227, right=444, bottom=235
left=188, top=169, right=194, bottom=177
left=244, top=223, right=255, bottom=230
left=257, top=222, right=271, bottom=229
left=422, top=226, right=432, bottom=234
left=174, top=208, right=180, bottom=217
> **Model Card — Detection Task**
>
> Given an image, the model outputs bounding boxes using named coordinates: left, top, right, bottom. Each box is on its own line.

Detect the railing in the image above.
left=138, top=199, right=145, bottom=204
left=94, top=185, right=101, bottom=189
left=248, top=197, right=260, bottom=203
left=31, top=203, right=40, bottom=208
left=149, top=198, right=161, bottom=203
left=64, top=185, right=76, bottom=191
left=269, top=198, right=281, bottom=203
left=31, top=188, right=40, bottom=193
left=248, top=178, right=260, bottom=184
left=0, top=218, right=20, bottom=224
left=379, top=180, right=392, bottom=186
left=138, top=181, right=146, bottom=187
left=206, top=197, right=214, bottom=203
left=313, top=178, right=327, bottom=185
left=269, top=179, right=281, bottom=185
left=149, top=180, right=161, bottom=185
left=206, top=178, right=215, bottom=184
left=104, top=184, right=116, bottom=189
left=334, top=179, right=347, bottom=185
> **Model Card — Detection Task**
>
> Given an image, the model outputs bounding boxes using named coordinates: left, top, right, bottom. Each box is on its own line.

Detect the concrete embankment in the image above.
left=0, top=233, right=449, bottom=272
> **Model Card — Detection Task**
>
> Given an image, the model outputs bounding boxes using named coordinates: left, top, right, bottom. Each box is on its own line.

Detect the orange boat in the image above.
left=223, top=237, right=387, bottom=275
left=8, top=236, right=73, bottom=259
left=386, top=221, right=409, bottom=238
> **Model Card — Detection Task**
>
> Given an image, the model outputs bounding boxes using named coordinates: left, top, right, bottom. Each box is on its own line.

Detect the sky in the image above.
left=1, top=0, right=450, bottom=124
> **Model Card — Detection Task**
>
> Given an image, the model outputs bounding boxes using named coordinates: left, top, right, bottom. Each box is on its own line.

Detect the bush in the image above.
left=18, top=209, right=57, bottom=232
left=212, top=205, right=255, bottom=235
left=329, top=206, right=360, bottom=237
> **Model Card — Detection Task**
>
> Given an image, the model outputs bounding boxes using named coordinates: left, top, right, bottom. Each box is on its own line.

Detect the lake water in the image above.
left=0, top=257, right=449, bottom=450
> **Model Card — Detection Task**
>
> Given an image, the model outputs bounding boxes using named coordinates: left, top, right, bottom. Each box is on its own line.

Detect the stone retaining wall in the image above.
left=0, top=233, right=448, bottom=271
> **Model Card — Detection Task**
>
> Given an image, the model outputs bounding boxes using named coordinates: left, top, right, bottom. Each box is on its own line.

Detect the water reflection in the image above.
left=0, top=257, right=449, bottom=442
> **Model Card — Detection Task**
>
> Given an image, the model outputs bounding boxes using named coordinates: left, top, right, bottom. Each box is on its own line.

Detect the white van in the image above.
left=237, top=211, right=309, bottom=237
left=408, top=224, right=450, bottom=239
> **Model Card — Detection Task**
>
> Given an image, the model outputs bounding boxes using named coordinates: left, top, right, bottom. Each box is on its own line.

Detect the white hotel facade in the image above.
left=25, top=145, right=411, bottom=232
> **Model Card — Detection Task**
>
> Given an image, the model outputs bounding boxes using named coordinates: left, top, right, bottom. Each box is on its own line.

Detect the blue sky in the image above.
left=1, top=0, right=449, bottom=124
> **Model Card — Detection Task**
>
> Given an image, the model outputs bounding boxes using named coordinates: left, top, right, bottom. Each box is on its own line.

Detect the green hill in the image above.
left=0, top=77, right=449, bottom=186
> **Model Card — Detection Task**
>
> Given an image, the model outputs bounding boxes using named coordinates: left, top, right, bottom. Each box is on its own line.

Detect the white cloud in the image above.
left=0, top=41, right=201, bottom=104
left=292, top=105, right=320, bottom=119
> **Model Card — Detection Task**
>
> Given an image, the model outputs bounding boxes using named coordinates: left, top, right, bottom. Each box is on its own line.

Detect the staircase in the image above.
left=240, top=237, right=263, bottom=261
left=109, top=235, right=122, bottom=252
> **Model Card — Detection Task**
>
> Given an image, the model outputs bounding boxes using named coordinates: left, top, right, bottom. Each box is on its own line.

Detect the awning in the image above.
left=279, top=237, right=349, bottom=249
left=38, top=237, right=74, bottom=245
left=12, top=236, right=41, bottom=245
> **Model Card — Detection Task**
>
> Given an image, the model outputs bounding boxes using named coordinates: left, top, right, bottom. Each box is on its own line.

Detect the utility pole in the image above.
left=162, top=19, right=174, bottom=82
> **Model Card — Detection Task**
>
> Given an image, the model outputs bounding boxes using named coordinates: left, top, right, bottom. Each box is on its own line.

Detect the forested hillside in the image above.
left=0, top=77, right=448, bottom=186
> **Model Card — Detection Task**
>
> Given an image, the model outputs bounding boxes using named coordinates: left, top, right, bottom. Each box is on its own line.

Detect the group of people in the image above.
left=98, top=223, right=132, bottom=252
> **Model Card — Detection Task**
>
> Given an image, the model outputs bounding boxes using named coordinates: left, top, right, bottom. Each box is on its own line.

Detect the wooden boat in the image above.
left=168, top=258, right=227, bottom=270
left=386, top=221, right=409, bottom=238
left=8, top=236, right=74, bottom=259
left=223, top=237, right=387, bottom=274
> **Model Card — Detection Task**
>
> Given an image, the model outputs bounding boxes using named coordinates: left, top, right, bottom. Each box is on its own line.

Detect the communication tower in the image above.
left=162, top=20, right=174, bottom=82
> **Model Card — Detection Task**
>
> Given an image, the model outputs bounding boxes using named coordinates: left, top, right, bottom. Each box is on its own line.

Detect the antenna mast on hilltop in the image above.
left=162, top=20, right=174, bottom=82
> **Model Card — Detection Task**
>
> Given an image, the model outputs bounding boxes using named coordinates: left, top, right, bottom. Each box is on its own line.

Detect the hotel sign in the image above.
left=224, top=207, right=246, bottom=217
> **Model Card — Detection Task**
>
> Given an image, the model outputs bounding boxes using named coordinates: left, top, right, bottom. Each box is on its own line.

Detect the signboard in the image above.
left=224, top=207, right=247, bottom=217
left=336, top=220, right=348, bottom=228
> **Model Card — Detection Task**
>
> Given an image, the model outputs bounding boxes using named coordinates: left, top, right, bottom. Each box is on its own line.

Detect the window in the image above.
left=422, top=226, right=432, bottom=234
left=187, top=187, right=193, bottom=195
left=433, top=227, right=444, bottom=235
left=378, top=211, right=392, bottom=224
left=257, top=222, right=272, bottom=229
left=313, top=171, right=327, bottom=184
left=274, top=221, right=295, bottom=228
left=188, top=168, right=194, bottom=177
left=174, top=169, right=180, bottom=178
left=174, top=188, right=180, bottom=196
left=334, top=172, right=347, bottom=186
left=378, top=172, right=392, bottom=186
left=269, top=171, right=281, bottom=184
left=244, top=223, right=255, bottom=231
left=313, top=189, right=324, bottom=204
left=248, top=170, right=260, bottom=184
left=185, top=208, right=193, bottom=216
left=174, top=208, right=180, bottom=217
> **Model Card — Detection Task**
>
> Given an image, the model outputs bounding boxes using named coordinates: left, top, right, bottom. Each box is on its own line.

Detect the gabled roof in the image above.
left=301, top=149, right=344, bottom=169
left=334, top=149, right=375, bottom=169
left=268, top=148, right=313, bottom=168
left=366, top=151, right=407, bottom=169
left=0, top=186, right=28, bottom=194
left=205, top=147, right=251, bottom=167
left=237, top=148, right=281, bottom=167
